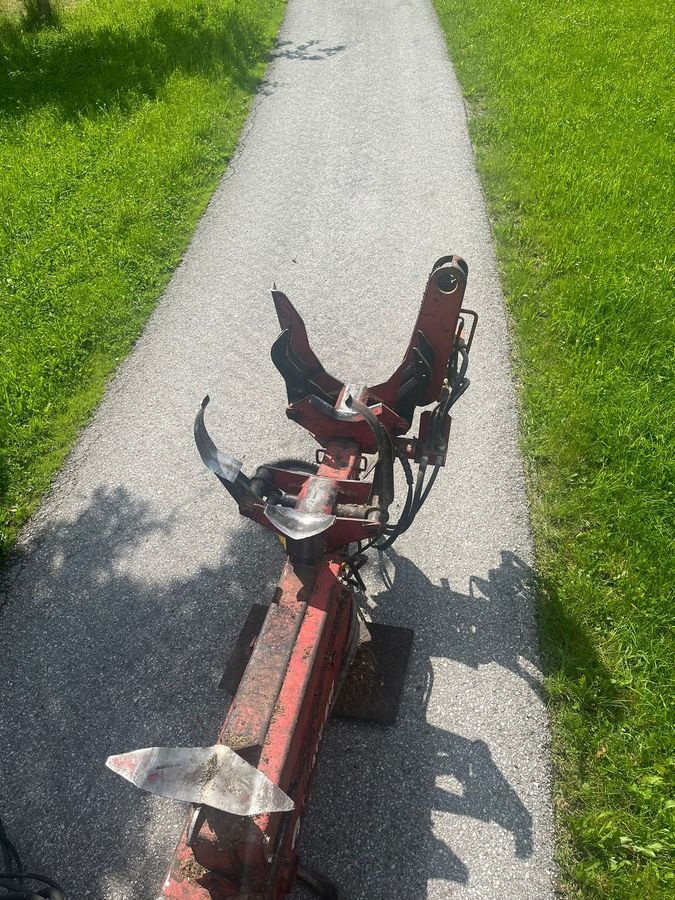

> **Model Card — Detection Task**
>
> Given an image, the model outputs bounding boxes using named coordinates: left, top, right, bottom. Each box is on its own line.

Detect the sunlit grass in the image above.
left=433, top=0, right=674, bottom=896
left=0, top=0, right=286, bottom=558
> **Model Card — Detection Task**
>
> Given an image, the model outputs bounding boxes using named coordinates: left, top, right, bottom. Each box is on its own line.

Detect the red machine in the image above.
left=107, top=255, right=476, bottom=899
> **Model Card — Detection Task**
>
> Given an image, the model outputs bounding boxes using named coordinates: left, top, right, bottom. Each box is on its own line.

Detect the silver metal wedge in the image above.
left=105, top=744, right=294, bottom=816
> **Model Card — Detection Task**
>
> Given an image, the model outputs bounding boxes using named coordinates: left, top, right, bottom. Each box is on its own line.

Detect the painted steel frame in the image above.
left=150, top=254, right=472, bottom=898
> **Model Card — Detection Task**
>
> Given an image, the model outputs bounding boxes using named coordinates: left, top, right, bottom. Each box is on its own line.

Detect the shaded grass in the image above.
left=0, top=0, right=286, bottom=558
left=0, top=0, right=76, bottom=23
left=433, top=0, right=674, bottom=896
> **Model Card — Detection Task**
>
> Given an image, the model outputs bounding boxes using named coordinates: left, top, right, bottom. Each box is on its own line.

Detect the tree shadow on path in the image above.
left=0, top=6, right=271, bottom=122
left=297, top=547, right=546, bottom=898
left=0, top=485, right=285, bottom=898
left=272, top=39, right=346, bottom=62
left=2, top=487, right=546, bottom=899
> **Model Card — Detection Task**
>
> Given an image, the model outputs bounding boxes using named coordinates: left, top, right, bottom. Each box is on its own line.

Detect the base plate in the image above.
left=333, top=623, right=414, bottom=726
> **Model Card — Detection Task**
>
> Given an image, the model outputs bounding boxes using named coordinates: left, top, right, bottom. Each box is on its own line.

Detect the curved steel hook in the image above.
left=194, top=396, right=243, bottom=483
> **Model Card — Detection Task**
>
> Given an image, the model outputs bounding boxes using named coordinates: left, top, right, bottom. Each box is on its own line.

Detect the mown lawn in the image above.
left=0, top=0, right=286, bottom=560
left=433, top=0, right=674, bottom=896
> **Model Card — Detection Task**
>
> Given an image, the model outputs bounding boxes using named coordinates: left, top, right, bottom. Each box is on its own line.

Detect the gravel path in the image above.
left=0, top=1, right=554, bottom=897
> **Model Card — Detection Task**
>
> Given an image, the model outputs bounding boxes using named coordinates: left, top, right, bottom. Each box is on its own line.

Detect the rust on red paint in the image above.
left=284, top=395, right=408, bottom=453
left=159, top=441, right=360, bottom=899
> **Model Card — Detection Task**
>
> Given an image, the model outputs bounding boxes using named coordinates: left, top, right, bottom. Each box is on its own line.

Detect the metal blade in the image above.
left=105, top=744, right=294, bottom=816
left=194, top=396, right=243, bottom=483
left=263, top=504, right=336, bottom=540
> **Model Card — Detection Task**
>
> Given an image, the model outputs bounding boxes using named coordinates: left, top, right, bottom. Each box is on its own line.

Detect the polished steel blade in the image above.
left=194, top=396, right=243, bottom=483
left=105, top=744, right=294, bottom=816
left=263, top=504, right=335, bottom=540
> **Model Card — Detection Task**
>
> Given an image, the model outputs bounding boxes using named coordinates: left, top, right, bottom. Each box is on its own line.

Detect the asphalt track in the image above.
left=0, top=1, right=555, bottom=897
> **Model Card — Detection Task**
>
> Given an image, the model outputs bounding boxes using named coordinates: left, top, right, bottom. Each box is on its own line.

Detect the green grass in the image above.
left=433, top=0, right=674, bottom=896
left=0, top=0, right=286, bottom=558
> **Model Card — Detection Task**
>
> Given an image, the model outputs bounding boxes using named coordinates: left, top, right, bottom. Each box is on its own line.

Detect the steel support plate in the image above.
left=333, top=623, right=414, bottom=726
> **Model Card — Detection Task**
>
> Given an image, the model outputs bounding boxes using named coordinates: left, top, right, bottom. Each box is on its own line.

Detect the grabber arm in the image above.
left=371, top=255, right=470, bottom=424
left=194, top=394, right=323, bottom=530
left=270, top=288, right=343, bottom=405
left=194, top=396, right=263, bottom=510
left=194, top=396, right=376, bottom=546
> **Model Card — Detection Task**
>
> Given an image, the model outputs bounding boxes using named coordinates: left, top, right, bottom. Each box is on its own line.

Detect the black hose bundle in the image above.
left=350, top=330, right=473, bottom=564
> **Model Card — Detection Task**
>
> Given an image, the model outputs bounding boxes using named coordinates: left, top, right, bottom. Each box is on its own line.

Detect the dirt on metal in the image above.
left=199, top=752, right=221, bottom=786
left=338, top=643, right=379, bottom=715
left=178, top=856, right=208, bottom=885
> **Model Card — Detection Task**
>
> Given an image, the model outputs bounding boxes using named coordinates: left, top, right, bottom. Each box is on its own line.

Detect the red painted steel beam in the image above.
left=159, top=441, right=360, bottom=899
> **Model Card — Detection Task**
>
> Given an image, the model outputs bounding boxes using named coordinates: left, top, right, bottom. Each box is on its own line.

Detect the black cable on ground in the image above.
left=0, top=817, right=66, bottom=900
left=0, top=820, right=20, bottom=877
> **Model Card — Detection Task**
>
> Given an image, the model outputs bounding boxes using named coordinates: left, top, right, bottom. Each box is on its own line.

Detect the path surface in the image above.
left=0, top=2, right=554, bottom=897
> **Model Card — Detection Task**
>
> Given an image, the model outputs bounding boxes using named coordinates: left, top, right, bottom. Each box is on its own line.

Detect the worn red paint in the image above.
left=154, top=256, right=471, bottom=898
left=159, top=442, right=359, bottom=899
left=372, top=256, right=467, bottom=411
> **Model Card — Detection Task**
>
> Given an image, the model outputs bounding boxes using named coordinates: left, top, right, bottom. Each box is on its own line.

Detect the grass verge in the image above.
left=0, top=0, right=286, bottom=559
left=433, top=0, right=674, bottom=896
